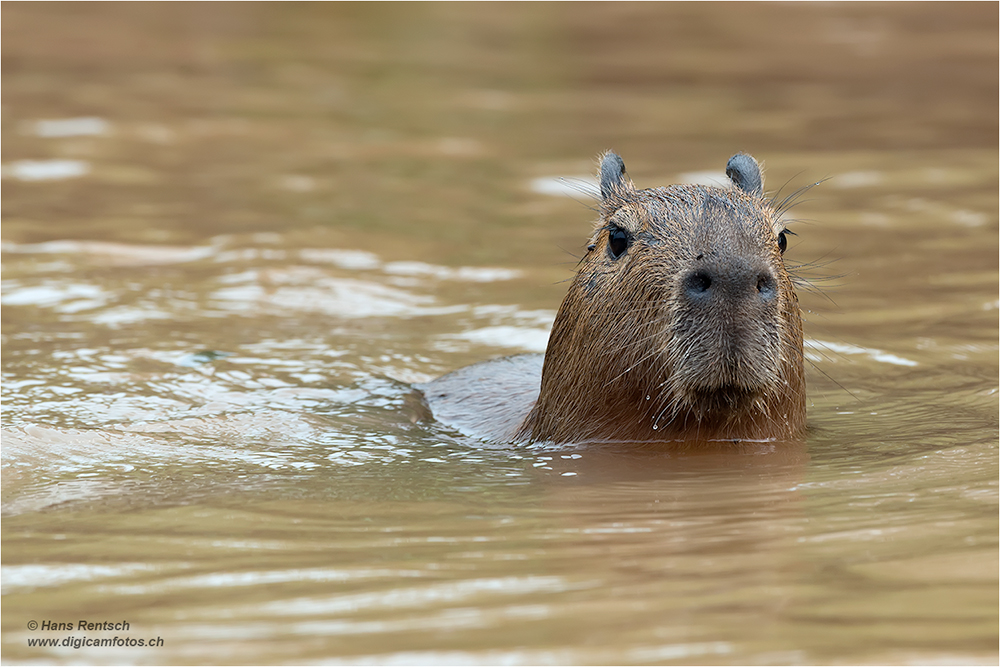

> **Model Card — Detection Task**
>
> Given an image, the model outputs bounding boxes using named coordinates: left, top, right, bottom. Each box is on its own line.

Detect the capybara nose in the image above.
left=683, top=256, right=778, bottom=308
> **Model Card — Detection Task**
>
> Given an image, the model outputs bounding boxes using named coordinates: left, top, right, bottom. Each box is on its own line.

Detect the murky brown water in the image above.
left=2, top=4, right=997, bottom=665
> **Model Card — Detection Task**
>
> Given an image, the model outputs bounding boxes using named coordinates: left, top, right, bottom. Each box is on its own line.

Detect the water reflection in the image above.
left=3, top=159, right=91, bottom=181
left=30, top=117, right=111, bottom=138
left=2, top=1, right=997, bottom=664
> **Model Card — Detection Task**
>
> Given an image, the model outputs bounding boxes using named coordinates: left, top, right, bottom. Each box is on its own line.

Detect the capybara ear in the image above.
left=726, top=153, right=763, bottom=197
left=599, top=151, right=633, bottom=200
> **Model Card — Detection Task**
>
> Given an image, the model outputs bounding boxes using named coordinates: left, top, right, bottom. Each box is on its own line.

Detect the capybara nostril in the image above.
left=685, top=269, right=713, bottom=296
left=756, top=271, right=778, bottom=302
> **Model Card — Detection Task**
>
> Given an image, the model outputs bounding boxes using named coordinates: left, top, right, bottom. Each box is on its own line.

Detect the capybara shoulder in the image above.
left=416, top=354, right=543, bottom=442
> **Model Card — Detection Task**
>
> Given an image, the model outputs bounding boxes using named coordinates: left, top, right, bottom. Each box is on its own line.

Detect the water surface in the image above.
left=2, top=4, right=997, bottom=665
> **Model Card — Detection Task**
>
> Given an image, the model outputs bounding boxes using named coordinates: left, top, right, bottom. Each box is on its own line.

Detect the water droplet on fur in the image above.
left=645, top=395, right=650, bottom=401
left=652, top=424, right=658, bottom=430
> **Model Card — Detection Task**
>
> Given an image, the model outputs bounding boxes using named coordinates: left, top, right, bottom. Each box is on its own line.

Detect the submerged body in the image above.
left=420, top=152, right=806, bottom=445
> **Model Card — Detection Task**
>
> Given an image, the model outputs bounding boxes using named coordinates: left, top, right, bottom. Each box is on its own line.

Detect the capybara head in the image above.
left=518, top=152, right=806, bottom=444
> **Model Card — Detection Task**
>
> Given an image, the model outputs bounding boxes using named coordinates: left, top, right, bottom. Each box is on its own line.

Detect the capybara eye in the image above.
left=777, top=230, right=788, bottom=254
left=608, top=227, right=629, bottom=258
